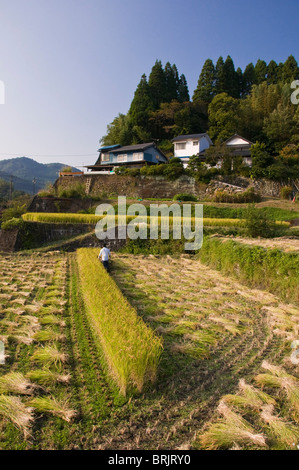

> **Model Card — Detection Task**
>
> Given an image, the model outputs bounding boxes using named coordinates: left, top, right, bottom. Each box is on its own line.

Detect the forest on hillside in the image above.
left=101, top=55, right=299, bottom=183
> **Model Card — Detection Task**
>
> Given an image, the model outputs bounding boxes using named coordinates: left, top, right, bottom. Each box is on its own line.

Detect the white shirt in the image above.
left=99, top=247, right=110, bottom=261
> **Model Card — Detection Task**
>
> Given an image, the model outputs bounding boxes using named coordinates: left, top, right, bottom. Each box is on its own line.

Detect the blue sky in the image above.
left=0, top=0, right=298, bottom=169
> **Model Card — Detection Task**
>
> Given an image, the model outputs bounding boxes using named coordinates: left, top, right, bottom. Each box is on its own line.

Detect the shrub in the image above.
left=1, top=203, right=28, bottom=222
left=213, top=187, right=261, bottom=204
left=244, top=204, right=283, bottom=238
left=280, top=186, right=293, bottom=200
left=1, top=217, right=24, bottom=230
left=57, top=183, right=85, bottom=199
left=115, top=167, right=140, bottom=177
left=173, top=193, right=197, bottom=202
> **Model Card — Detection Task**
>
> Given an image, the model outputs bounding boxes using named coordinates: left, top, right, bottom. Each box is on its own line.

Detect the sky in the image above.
left=0, top=0, right=298, bottom=170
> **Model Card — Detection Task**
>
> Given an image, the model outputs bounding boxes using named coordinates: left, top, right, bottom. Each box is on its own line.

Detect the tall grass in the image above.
left=197, top=237, right=299, bottom=304
left=76, top=248, right=163, bottom=395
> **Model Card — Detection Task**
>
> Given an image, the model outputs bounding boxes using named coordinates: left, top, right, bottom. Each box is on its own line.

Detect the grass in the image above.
left=76, top=248, right=163, bottom=395
left=197, top=236, right=299, bottom=304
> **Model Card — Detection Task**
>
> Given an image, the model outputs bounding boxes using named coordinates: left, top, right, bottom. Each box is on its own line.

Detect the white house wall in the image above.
left=174, top=139, right=200, bottom=158
left=226, top=137, right=249, bottom=146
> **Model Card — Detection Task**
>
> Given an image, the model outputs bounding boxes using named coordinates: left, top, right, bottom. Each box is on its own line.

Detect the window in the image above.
left=117, top=154, right=127, bottom=162
left=133, top=152, right=143, bottom=161
left=102, top=153, right=110, bottom=162
left=193, top=141, right=198, bottom=146
left=176, top=143, right=186, bottom=150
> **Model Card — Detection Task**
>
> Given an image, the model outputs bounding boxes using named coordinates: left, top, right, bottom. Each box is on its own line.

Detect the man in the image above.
left=98, top=243, right=111, bottom=272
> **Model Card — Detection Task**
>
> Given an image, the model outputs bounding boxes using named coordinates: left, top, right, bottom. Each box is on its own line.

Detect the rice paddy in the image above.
left=0, top=248, right=298, bottom=449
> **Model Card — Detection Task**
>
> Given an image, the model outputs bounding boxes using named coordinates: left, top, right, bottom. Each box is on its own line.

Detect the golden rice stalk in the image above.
left=0, top=395, right=34, bottom=438
left=238, top=379, right=276, bottom=406
left=33, top=330, right=66, bottom=343
left=29, top=396, right=76, bottom=422
left=31, top=345, right=68, bottom=367
left=255, top=363, right=299, bottom=422
left=199, top=402, right=267, bottom=450
left=26, top=369, right=71, bottom=386
left=0, top=372, right=37, bottom=395
left=260, top=404, right=299, bottom=448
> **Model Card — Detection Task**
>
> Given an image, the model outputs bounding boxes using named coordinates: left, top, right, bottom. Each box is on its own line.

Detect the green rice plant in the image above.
left=0, top=372, right=36, bottom=395
left=76, top=248, right=163, bottom=395
left=260, top=404, right=299, bottom=449
left=0, top=395, right=34, bottom=438
left=39, top=315, right=65, bottom=327
left=31, top=345, right=68, bottom=367
left=29, top=396, right=76, bottom=422
left=33, top=329, right=66, bottom=343
left=199, top=402, right=267, bottom=450
left=22, top=212, right=289, bottom=229
left=26, top=369, right=71, bottom=386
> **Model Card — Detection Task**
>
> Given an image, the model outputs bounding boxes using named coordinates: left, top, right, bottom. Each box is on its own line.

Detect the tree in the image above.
left=250, top=142, right=274, bottom=178
left=208, top=93, right=240, bottom=142
left=193, top=59, right=216, bottom=103
left=205, top=142, right=235, bottom=176
left=215, top=56, right=226, bottom=95
left=164, top=62, right=179, bottom=102
left=281, top=55, right=299, bottom=83
left=223, top=55, right=239, bottom=98
left=0, top=178, right=11, bottom=200
left=149, top=100, right=207, bottom=140
left=177, top=74, right=190, bottom=102
left=236, top=67, right=245, bottom=97
left=267, top=60, right=279, bottom=84
left=255, top=59, right=268, bottom=84
left=263, top=102, right=296, bottom=152
left=129, top=74, right=153, bottom=129
left=238, top=82, right=282, bottom=143
left=148, top=60, right=167, bottom=109
left=101, top=113, right=133, bottom=146
left=243, top=63, right=257, bottom=95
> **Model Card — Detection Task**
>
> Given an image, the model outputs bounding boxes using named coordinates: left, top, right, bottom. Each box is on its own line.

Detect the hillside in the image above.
left=0, top=157, right=79, bottom=194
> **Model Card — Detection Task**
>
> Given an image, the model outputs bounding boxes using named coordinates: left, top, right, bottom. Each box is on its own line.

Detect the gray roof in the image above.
left=172, top=133, right=212, bottom=143
left=108, top=142, right=156, bottom=153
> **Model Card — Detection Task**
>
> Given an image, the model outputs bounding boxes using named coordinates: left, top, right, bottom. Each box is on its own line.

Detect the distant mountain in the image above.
left=0, top=157, right=80, bottom=194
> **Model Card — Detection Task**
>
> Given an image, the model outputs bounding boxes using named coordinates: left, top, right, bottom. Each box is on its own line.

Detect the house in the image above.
left=224, top=134, right=253, bottom=166
left=172, top=133, right=213, bottom=168
left=85, top=142, right=168, bottom=173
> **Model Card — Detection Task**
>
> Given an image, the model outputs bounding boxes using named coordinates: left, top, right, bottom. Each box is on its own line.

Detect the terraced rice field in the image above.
left=218, top=236, right=299, bottom=253
left=0, top=251, right=298, bottom=449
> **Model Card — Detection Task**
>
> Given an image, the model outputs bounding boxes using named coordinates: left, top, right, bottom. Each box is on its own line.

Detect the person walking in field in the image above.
left=98, top=243, right=111, bottom=272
